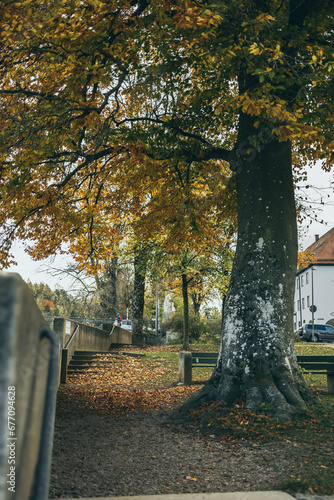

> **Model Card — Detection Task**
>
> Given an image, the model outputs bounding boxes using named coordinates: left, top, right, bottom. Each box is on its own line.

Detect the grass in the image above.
left=137, top=341, right=334, bottom=387
left=134, top=342, right=334, bottom=495
left=141, top=351, right=180, bottom=384
left=141, top=341, right=334, bottom=385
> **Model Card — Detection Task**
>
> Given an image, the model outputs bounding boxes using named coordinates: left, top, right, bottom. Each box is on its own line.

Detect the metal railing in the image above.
left=64, top=324, right=80, bottom=349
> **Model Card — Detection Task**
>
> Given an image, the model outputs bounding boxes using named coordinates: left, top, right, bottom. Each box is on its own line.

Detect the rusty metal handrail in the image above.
left=64, top=324, right=79, bottom=349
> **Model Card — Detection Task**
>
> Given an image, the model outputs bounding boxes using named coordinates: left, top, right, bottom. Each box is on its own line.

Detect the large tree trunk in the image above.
left=183, top=113, right=312, bottom=421
left=131, top=253, right=146, bottom=344
left=182, top=273, right=190, bottom=350
left=95, top=257, right=118, bottom=328
left=190, top=290, right=203, bottom=316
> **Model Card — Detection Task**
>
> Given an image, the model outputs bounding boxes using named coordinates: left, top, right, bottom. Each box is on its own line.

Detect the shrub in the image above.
left=162, top=313, right=222, bottom=343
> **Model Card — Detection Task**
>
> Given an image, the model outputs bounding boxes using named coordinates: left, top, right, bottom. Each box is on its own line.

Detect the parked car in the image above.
left=299, top=323, right=334, bottom=342
left=120, top=319, right=132, bottom=331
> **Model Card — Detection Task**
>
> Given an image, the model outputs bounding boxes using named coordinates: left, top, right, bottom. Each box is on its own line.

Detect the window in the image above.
left=297, top=299, right=301, bottom=311
left=302, top=298, right=305, bottom=309
left=297, top=279, right=300, bottom=289
left=306, top=272, right=309, bottom=284
left=307, top=296, right=310, bottom=307
left=301, top=275, right=304, bottom=287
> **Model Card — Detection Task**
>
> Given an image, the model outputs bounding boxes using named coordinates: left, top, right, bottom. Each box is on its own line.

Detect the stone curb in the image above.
left=50, top=491, right=296, bottom=500
left=49, top=493, right=334, bottom=500
left=295, top=495, right=334, bottom=500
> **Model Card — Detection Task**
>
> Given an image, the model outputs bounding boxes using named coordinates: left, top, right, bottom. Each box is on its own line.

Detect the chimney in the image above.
left=315, top=234, right=319, bottom=242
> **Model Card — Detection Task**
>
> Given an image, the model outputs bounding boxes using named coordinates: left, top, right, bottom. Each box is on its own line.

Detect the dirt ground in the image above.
left=49, top=388, right=291, bottom=499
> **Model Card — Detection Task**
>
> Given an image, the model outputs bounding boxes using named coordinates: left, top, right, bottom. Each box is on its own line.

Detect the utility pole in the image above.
left=311, top=266, right=317, bottom=342
left=298, top=275, right=302, bottom=328
left=155, top=284, right=159, bottom=334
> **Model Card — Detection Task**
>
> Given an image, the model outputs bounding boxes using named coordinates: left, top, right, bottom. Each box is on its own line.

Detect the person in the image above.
left=116, top=313, right=122, bottom=326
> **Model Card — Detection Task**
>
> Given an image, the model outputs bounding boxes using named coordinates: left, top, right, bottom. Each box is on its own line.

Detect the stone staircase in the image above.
left=67, top=351, right=113, bottom=376
left=67, top=350, right=143, bottom=377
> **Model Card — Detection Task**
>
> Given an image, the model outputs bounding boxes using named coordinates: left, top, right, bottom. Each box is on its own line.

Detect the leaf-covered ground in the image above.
left=63, top=352, right=200, bottom=413
left=50, top=344, right=334, bottom=498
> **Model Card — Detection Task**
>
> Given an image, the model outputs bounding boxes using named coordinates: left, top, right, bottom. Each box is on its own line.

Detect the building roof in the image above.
left=306, top=227, right=334, bottom=263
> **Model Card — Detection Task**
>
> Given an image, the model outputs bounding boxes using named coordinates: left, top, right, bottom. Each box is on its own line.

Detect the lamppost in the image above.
left=297, top=275, right=302, bottom=328
left=310, top=266, right=317, bottom=342
left=155, top=284, right=159, bottom=334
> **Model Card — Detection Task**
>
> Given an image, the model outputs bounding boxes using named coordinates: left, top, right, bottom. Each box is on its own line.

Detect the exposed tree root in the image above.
left=178, top=363, right=316, bottom=423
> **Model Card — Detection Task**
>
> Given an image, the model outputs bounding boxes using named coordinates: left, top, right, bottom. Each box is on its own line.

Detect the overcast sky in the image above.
left=4, top=164, right=333, bottom=291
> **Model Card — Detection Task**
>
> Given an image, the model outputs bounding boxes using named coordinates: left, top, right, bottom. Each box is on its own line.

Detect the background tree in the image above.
left=28, top=281, right=99, bottom=319
left=131, top=245, right=147, bottom=343
left=117, top=261, right=134, bottom=318
left=94, top=257, right=118, bottom=322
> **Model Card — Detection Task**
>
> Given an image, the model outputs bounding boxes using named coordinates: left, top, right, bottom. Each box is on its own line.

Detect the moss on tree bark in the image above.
left=182, top=114, right=313, bottom=421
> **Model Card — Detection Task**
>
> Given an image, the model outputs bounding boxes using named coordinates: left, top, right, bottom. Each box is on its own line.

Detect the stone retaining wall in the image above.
left=53, top=318, right=132, bottom=383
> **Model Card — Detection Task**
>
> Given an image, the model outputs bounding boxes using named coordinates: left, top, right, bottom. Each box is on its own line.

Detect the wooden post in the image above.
left=179, top=351, right=192, bottom=385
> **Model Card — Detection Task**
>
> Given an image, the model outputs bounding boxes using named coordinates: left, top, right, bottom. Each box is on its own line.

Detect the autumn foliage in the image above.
left=1, top=0, right=332, bottom=269
left=297, top=249, right=316, bottom=270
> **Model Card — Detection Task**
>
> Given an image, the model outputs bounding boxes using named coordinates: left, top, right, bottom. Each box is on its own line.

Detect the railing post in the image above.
left=179, top=351, right=192, bottom=385
left=60, top=349, right=68, bottom=384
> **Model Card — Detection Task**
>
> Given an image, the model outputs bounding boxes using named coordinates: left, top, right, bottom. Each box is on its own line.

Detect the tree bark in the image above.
left=131, top=253, right=146, bottom=343
left=182, top=112, right=312, bottom=421
left=182, top=273, right=190, bottom=350
left=190, top=291, right=202, bottom=316
left=95, top=257, right=118, bottom=325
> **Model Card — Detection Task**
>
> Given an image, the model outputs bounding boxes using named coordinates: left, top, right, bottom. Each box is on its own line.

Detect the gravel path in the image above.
left=49, top=392, right=290, bottom=499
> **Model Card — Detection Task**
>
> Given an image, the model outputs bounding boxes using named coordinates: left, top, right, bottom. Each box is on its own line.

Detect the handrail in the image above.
left=34, top=326, right=59, bottom=500
left=64, top=324, right=79, bottom=349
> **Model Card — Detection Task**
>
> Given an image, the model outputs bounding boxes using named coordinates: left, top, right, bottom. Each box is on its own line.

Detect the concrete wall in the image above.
left=54, top=318, right=132, bottom=383
left=54, top=318, right=131, bottom=351
left=0, top=272, right=59, bottom=500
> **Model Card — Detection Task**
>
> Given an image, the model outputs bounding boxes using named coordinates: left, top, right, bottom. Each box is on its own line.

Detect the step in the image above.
left=67, top=368, right=114, bottom=375
left=70, top=359, right=117, bottom=364
left=68, top=362, right=117, bottom=371
left=68, top=370, right=88, bottom=375
left=71, top=354, right=96, bottom=360
left=73, top=351, right=144, bottom=358
left=66, top=350, right=146, bottom=378
left=74, top=350, right=112, bottom=355
left=69, top=359, right=96, bottom=365
left=68, top=369, right=102, bottom=373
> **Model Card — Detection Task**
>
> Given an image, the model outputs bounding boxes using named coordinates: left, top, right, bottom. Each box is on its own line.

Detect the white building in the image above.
left=294, top=227, right=334, bottom=330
